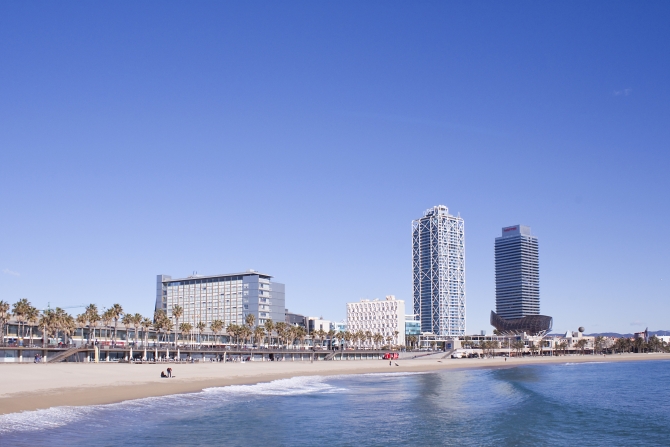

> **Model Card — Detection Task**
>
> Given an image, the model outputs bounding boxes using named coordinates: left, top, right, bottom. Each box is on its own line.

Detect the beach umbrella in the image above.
left=166, top=348, right=169, bottom=360
left=143, top=348, right=147, bottom=361
left=129, top=347, right=133, bottom=361
left=155, top=347, right=158, bottom=361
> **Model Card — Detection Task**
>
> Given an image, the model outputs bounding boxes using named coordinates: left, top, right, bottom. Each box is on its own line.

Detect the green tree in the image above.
left=172, top=305, right=183, bottom=347
left=211, top=319, right=224, bottom=347
left=575, top=338, right=589, bottom=355
left=264, top=319, right=274, bottom=348
left=275, top=322, right=287, bottom=348
left=196, top=321, right=206, bottom=346
left=109, top=303, right=124, bottom=347
left=254, top=326, right=265, bottom=348
left=141, top=318, right=153, bottom=347
left=180, top=322, right=193, bottom=348
left=102, top=309, right=114, bottom=342
left=245, top=313, right=255, bottom=329
left=122, top=313, right=133, bottom=346
left=0, top=300, right=10, bottom=345
left=12, top=298, right=31, bottom=340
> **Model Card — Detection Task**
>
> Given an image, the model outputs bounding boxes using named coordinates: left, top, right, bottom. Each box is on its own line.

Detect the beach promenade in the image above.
left=1, top=352, right=669, bottom=415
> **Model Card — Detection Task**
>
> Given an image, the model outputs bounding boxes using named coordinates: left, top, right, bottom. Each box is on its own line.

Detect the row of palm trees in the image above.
left=0, top=299, right=153, bottom=347
left=3, top=298, right=404, bottom=350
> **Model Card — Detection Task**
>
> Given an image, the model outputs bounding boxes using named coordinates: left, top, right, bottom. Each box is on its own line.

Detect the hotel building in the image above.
left=346, top=296, right=405, bottom=346
left=494, top=225, right=539, bottom=320
left=412, top=205, right=466, bottom=337
left=155, top=271, right=285, bottom=329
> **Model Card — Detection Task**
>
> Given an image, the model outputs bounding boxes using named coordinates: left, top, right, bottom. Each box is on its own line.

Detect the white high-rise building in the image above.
left=346, top=296, right=405, bottom=347
left=412, top=205, right=466, bottom=337
left=155, top=271, right=285, bottom=329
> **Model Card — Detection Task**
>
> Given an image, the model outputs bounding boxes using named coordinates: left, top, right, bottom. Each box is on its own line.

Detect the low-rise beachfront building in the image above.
left=156, top=270, right=285, bottom=329
left=307, top=317, right=331, bottom=334
left=286, top=310, right=307, bottom=329
left=346, top=296, right=405, bottom=347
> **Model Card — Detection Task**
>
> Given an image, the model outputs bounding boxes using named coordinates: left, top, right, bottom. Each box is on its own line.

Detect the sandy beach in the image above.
left=1, top=353, right=668, bottom=415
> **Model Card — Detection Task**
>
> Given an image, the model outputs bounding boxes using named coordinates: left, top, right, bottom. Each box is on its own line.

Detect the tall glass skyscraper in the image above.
left=412, top=205, right=466, bottom=336
left=494, top=225, right=539, bottom=320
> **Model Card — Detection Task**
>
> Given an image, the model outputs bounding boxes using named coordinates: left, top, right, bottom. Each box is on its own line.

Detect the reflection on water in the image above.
left=1, top=360, right=669, bottom=447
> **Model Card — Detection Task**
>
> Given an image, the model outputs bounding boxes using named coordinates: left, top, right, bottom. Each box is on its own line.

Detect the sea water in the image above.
left=1, top=360, right=669, bottom=446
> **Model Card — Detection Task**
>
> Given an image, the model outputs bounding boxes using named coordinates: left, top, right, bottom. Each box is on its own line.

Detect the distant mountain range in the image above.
left=582, top=330, right=670, bottom=338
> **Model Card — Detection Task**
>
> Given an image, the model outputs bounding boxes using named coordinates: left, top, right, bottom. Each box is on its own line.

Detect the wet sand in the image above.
left=1, top=352, right=668, bottom=415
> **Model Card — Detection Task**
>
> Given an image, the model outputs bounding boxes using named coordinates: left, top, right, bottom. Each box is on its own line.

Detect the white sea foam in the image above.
left=0, top=405, right=96, bottom=434
left=204, top=375, right=345, bottom=396
left=0, top=375, right=344, bottom=435
left=563, top=362, right=611, bottom=366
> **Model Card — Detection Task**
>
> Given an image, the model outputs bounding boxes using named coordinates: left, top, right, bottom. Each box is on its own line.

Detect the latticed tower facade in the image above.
left=412, top=205, right=466, bottom=336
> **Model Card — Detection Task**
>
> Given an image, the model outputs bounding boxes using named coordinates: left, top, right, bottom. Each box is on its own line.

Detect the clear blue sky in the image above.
left=1, top=2, right=668, bottom=334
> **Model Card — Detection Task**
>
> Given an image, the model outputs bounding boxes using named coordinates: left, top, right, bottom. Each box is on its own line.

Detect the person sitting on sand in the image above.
left=161, top=371, right=167, bottom=378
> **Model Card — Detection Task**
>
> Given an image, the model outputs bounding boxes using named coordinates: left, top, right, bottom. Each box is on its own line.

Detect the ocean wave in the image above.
left=204, top=375, right=346, bottom=396
left=0, top=405, right=96, bottom=435
left=562, top=362, right=611, bottom=366
left=0, top=375, right=345, bottom=435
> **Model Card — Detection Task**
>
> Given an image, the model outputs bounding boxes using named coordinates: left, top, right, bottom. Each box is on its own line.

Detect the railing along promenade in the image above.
left=0, top=343, right=390, bottom=363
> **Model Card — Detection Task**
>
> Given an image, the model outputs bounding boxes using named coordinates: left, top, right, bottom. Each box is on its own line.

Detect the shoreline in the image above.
left=1, top=353, right=668, bottom=416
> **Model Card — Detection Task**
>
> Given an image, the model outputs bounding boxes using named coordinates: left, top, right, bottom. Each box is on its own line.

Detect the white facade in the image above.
left=157, top=271, right=285, bottom=329
left=307, top=317, right=331, bottom=333
left=346, top=296, right=405, bottom=347
left=412, top=205, right=466, bottom=337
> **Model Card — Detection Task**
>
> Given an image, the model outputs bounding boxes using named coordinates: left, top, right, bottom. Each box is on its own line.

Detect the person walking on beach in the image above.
left=167, top=367, right=172, bottom=378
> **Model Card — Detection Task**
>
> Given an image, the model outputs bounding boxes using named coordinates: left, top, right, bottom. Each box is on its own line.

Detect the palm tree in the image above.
left=343, top=331, right=352, bottom=350
left=109, top=303, right=123, bottom=347
left=245, top=313, right=255, bottom=330
left=196, top=321, right=206, bottom=347
left=211, top=319, right=224, bottom=347
left=75, top=313, right=87, bottom=345
left=26, top=306, right=39, bottom=346
left=528, top=342, right=539, bottom=356
left=12, top=298, right=31, bottom=341
left=512, top=339, right=525, bottom=357
left=172, top=305, right=183, bottom=347
left=594, top=336, right=605, bottom=354
left=297, top=326, right=307, bottom=349
left=264, top=319, right=274, bottom=348
left=0, top=300, right=10, bottom=345
left=364, top=331, right=372, bottom=349
left=86, top=304, right=100, bottom=341
left=275, top=322, right=287, bottom=349
left=335, top=331, right=345, bottom=350
left=356, top=331, right=365, bottom=349
left=101, top=309, right=114, bottom=343
left=141, top=318, right=153, bottom=347
left=132, top=313, right=143, bottom=347
left=164, top=319, right=174, bottom=347
left=374, top=333, right=384, bottom=349
left=254, top=326, right=265, bottom=348
left=122, top=313, right=133, bottom=346
left=575, top=338, right=589, bottom=355
left=39, top=309, right=53, bottom=347
left=180, top=323, right=193, bottom=348
left=61, top=313, right=75, bottom=347
left=226, top=324, right=239, bottom=348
